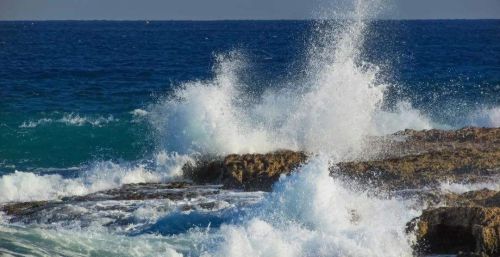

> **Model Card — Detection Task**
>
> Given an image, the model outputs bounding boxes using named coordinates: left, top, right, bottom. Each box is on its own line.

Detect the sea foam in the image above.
left=202, top=156, right=418, bottom=257
left=0, top=154, right=193, bottom=203
left=149, top=5, right=433, bottom=158
left=19, top=113, right=116, bottom=128
left=0, top=163, right=156, bottom=203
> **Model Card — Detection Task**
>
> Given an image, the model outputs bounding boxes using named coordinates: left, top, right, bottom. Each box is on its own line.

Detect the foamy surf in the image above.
left=19, top=113, right=117, bottom=128
left=1, top=0, right=498, bottom=256
left=201, top=156, right=419, bottom=257
left=0, top=153, right=193, bottom=203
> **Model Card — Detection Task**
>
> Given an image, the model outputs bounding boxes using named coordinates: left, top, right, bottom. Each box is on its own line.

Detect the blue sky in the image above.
left=0, top=0, right=499, bottom=20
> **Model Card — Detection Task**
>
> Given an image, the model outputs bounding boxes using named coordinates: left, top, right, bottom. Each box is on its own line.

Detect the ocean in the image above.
left=0, top=16, right=499, bottom=257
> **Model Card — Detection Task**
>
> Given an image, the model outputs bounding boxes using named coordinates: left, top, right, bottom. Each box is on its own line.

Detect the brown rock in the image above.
left=334, top=127, right=500, bottom=190
left=182, top=127, right=499, bottom=191
left=410, top=206, right=500, bottom=257
left=183, top=150, right=308, bottom=191
left=408, top=189, right=500, bottom=257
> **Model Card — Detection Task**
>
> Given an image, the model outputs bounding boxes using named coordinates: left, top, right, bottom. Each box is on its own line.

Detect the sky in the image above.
left=0, top=0, right=499, bottom=20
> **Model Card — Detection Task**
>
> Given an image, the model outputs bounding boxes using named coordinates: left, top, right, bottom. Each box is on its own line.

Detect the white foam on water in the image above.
left=19, top=113, right=117, bottom=128
left=0, top=225, right=184, bottom=257
left=466, top=106, right=500, bottom=128
left=131, top=108, right=150, bottom=117
left=19, top=118, right=53, bottom=128
left=149, top=0, right=434, bottom=158
left=0, top=156, right=196, bottom=203
left=201, top=156, right=419, bottom=257
left=0, top=163, right=158, bottom=203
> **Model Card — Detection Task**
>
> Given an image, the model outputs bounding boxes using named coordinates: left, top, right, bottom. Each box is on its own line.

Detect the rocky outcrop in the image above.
left=1, top=127, right=499, bottom=255
left=442, top=189, right=500, bottom=207
left=407, top=190, right=500, bottom=257
left=386, top=127, right=499, bottom=156
left=0, top=182, right=222, bottom=224
left=183, top=127, right=499, bottom=191
left=410, top=207, right=500, bottom=256
left=334, top=127, right=500, bottom=190
left=183, top=150, right=308, bottom=191
left=334, top=148, right=499, bottom=189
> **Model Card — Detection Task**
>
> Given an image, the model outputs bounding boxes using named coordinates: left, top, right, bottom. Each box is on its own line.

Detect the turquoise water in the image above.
left=1, top=20, right=499, bottom=173
left=0, top=15, right=499, bottom=257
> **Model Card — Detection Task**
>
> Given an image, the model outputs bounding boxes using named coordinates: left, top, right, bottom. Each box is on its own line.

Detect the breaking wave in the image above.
left=0, top=152, right=192, bottom=203
left=202, top=156, right=419, bottom=257
left=149, top=8, right=433, bottom=158
left=1, top=0, right=497, bottom=256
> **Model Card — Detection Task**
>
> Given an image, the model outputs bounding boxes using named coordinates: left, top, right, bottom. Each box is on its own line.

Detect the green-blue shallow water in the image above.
left=0, top=18, right=499, bottom=257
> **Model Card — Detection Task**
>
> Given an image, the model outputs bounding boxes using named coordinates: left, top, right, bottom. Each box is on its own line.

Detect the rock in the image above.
left=0, top=182, right=223, bottom=224
left=334, top=127, right=500, bottom=190
left=183, top=150, right=308, bottom=191
left=407, top=190, right=500, bottom=257
left=395, top=127, right=499, bottom=144
left=71, top=181, right=194, bottom=201
left=409, top=206, right=500, bottom=257
left=182, top=127, right=499, bottom=191
left=1, top=201, right=51, bottom=217
left=443, top=189, right=500, bottom=207
left=2, top=127, right=499, bottom=254
left=335, top=148, right=499, bottom=189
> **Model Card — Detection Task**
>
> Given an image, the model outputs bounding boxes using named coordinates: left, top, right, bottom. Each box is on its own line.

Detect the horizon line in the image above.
left=1, top=18, right=499, bottom=22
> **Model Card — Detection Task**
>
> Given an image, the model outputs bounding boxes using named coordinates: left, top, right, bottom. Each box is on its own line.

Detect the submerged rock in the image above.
left=0, top=182, right=222, bottom=225
left=1, top=127, right=499, bottom=255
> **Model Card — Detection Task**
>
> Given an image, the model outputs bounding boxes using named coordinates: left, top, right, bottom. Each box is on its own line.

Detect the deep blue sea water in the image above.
left=0, top=19, right=499, bottom=257
left=1, top=20, right=499, bottom=174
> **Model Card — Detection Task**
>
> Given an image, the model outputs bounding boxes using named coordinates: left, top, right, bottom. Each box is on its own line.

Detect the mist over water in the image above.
left=150, top=0, right=432, bottom=159
left=0, top=0, right=499, bottom=256
left=200, top=156, right=418, bottom=257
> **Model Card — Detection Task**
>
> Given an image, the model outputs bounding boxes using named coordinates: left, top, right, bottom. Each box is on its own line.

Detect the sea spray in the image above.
left=0, top=155, right=192, bottom=203
left=149, top=51, right=280, bottom=155
left=149, top=0, right=431, bottom=158
left=182, top=0, right=421, bottom=256
left=201, top=156, right=418, bottom=257
left=0, top=0, right=476, bottom=256
left=467, top=106, right=500, bottom=128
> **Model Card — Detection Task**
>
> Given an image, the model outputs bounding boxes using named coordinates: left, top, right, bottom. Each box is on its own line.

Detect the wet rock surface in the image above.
left=407, top=190, right=500, bottom=257
left=335, top=127, right=500, bottom=190
left=1, top=127, right=499, bottom=254
left=0, top=182, right=232, bottom=228
left=182, top=127, right=499, bottom=191
left=183, top=150, right=308, bottom=191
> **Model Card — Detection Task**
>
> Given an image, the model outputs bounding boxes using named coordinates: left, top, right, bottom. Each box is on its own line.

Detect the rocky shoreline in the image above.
left=1, top=127, right=499, bottom=256
left=184, top=127, right=499, bottom=192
